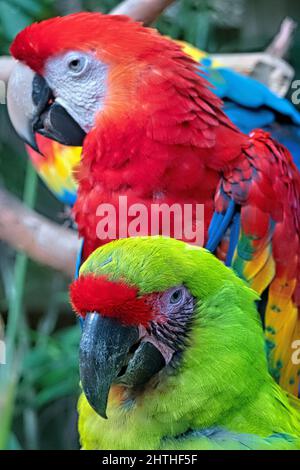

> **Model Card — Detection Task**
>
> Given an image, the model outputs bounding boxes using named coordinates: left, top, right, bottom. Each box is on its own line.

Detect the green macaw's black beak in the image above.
left=79, top=313, right=165, bottom=419
left=7, top=61, right=86, bottom=153
left=31, top=74, right=86, bottom=149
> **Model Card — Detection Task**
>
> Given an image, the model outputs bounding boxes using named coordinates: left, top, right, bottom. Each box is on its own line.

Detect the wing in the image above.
left=207, top=129, right=300, bottom=396
left=175, top=41, right=300, bottom=133
left=204, top=66, right=300, bottom=129
left=163, top=427, right=300, bottom=450
left=200, top=66, right=300, bottom=170
left=267, top=123, right=300, bottom=171
left=26, top=134, right=81, bottom=206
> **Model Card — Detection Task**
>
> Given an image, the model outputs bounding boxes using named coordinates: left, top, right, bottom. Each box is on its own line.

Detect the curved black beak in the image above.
left=80, top=313, right=165, bottom=419
left=7, top=62, right=86, bottom=153
left=32, top=74, right=86, bottom=147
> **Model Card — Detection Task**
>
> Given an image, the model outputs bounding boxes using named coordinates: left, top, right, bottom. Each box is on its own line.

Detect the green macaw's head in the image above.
left=70, top=236, right=266, bottom=424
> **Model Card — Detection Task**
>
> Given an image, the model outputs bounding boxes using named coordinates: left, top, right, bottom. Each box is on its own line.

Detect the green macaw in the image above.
left=70, top=237, right=300, bottom=450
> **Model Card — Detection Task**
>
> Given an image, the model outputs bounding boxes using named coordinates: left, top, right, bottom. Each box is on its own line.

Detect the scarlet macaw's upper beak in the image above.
left=80, top=313, right=165, bottom=419
left=7, top=61, right=86, bottom=153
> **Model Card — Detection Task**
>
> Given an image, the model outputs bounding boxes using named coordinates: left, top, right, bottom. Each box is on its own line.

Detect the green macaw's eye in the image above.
left=170, top=288, right=183, bottom=304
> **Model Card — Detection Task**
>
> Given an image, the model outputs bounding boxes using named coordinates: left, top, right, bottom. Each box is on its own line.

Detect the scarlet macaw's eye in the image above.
left=67, top=55, right=88, bottom=76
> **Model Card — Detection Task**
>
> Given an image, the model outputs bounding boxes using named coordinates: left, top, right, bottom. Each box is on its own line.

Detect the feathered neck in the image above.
left=78, top=54, right=247, bottom=188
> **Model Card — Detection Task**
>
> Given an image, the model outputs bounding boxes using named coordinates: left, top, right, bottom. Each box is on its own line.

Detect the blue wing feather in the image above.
left=205, top=67, right=300, bottom=125
left=198, top=65, right=300, bottom=170
left=206, top=199, right=236, bottom=253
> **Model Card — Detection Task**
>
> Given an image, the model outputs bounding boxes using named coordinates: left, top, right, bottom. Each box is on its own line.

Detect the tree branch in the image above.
left=266, top=17, right=297, bottom=59
left=0, top=188, right=79, bottom=277
left=111, top=0, right=175, bottom=25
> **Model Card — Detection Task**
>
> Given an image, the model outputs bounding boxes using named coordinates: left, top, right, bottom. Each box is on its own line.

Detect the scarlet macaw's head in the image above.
left=7, top=12, right=225, bottom=156
left=8, top=13, right=187, bottom=149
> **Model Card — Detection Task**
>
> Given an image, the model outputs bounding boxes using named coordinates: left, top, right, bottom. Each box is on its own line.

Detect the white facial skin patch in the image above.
left=44, top=50, right=109, bottom=133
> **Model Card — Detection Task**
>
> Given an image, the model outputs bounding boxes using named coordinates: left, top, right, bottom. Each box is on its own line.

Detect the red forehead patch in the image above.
left=9, top=12, right=163, bottom=74
left=70, top=274, right=153, bottom=326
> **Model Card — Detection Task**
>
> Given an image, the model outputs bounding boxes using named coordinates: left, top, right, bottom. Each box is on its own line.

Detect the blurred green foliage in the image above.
left=0, top=0, right=53, bottom=50
left=0, top=0, right=300, bottom=450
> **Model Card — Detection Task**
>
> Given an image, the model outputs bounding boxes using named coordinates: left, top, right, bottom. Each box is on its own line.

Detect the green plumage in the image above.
left=77, top=237, right=300, bottom=450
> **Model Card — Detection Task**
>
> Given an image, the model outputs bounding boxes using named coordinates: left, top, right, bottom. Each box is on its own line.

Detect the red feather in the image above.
left=70, top=274, right=154, bottom=326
